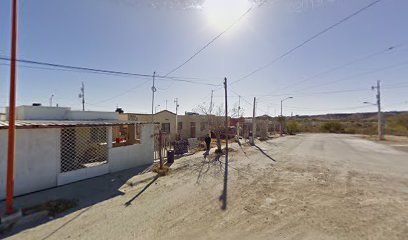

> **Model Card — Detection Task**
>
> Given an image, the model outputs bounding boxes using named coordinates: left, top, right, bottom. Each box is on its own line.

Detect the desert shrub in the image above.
left=386, top=114, right=408, bottom=136
left=287, top=120, right=300, bottom=135
left=320, top=121, right=345, bottom=133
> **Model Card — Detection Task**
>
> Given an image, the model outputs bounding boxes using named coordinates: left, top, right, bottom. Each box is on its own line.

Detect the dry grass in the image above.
left=23, top=199, right=78, bottom=217
left=152, top=164, right=170, bottom=176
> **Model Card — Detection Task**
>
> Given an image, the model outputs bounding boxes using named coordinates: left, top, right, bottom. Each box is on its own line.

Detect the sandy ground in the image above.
left=360, top=135, right=408, bottom=153
left=5, top=134, right=408, bottom=240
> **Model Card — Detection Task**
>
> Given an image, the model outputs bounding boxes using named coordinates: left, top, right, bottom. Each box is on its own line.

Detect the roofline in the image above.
left=122, top=109, right=177, bottom=116
left=0, top=120, right=159, bottom=130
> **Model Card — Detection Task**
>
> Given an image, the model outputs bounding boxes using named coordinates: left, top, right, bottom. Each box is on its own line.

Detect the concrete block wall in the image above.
left=0, top=128, right=60, bottom=200
left=109, top=125, right=154, bottom=173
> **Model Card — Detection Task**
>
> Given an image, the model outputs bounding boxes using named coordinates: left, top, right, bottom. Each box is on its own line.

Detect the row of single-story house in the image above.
left=0, top=105, right=156, bottom=200
left=120, top=110, right=228, bottom=140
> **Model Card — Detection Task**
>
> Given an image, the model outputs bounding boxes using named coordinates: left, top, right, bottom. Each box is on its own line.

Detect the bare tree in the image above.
left=195, top=103, right=227, bottom=154
left=257, top=119, right=269, bottom=140
left=230, top=103, right=244, bottom=118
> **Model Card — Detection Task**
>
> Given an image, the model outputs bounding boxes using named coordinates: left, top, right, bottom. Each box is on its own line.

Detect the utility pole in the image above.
left=209, top=89, right=214, bottom=114
left=237, top=95, right=241, bottom=136
left=373, top=80, right=384, bottom=140
left=165, top=99, right=168, bottom=110
left=174, top=98, right=179, bottom=138
left=224, top=78, right=229, bottom=152
left=222, top=77, right=229, bottom=211
left=151, top=72, right=156, bottom=123
left=280, top=97, right=293, bottom=136
left=49, top=94, right=54, bottom=107
left=79, top=82, right=85, bottom=111
left=251, top=97, right=256, bottom=145
left=237, top=95, right=241, bottom=117
left=6, top=0, right=18, bottom=215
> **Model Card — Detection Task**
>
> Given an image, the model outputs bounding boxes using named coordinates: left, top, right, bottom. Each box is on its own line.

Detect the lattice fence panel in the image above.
left=60, top=127, right=108, bottom=173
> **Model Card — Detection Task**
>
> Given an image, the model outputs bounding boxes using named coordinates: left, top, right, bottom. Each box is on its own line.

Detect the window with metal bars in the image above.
left=60, top=127, right=108, bottom=173
left=112, top=124, right=142, bottom=147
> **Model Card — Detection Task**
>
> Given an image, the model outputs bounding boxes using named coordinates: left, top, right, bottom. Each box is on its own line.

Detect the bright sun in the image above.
left=203, top=0, right=252, bottom=30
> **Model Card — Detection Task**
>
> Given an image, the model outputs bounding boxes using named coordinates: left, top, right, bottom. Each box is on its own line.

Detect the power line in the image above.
left=0, top=56, right=221, bottom=87
left=229, top=84, right=408, bottom=116
left=271, top=44, right=405, bottom=94
left=229, top=87, right=270, bottom=115
left=89, top=79, right=151, bottom=105
left=292, top=60, right=408, bottom=93
left=231, top=0, right=385, bottom=85
left=163, top=0, right=268, bottom=77
left=254, top=85, right=408, bottom=99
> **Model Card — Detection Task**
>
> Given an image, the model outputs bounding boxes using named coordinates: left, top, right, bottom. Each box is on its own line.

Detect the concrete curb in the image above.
left=0, top=210, right=22, bottom=225
left=0, top=209, right=50, bottom=235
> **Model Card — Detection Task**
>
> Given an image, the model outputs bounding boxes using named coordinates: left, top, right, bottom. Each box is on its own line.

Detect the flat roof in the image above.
left=0, top=120, right=158, bottom=130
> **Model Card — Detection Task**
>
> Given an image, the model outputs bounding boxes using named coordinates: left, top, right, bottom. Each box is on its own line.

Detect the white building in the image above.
left=0, top=106, right=156, bottom=200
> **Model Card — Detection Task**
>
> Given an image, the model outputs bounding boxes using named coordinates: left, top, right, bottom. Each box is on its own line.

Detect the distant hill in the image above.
left=288, top=111, right=408, bottom=136
left=295, top=111, right=408, bottom=121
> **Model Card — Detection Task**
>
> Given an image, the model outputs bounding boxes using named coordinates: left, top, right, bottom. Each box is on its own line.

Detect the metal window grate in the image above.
left=60, top=127, right=108, bottom=173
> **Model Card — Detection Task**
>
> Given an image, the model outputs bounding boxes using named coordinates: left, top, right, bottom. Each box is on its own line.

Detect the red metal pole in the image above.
left=6, top=0, right=18, bottom=215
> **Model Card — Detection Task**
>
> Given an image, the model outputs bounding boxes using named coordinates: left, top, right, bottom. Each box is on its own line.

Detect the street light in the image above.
left=155, top=104, right=161, bottom=114
left=363, top=101, right=376, bottom=106
left=363, top=83, right=384, bottom=140
left=49, top=94, right=54, bottom=107
left=280, top=97, right=293, bottom=136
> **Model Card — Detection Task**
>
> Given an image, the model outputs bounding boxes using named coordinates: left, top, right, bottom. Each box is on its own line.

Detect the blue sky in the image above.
left=0, top=0, right=407, bottom=116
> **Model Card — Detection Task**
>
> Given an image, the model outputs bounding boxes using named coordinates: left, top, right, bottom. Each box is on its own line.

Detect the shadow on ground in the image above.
left=220, top=151, right=228, bottom=210
left=124, top=175, right=159, bottom=207
left=193, top=153, right=223, bottom=184
left=0, top=164, right=153, bottom=239
left=254, top=144, right=277, bottom=162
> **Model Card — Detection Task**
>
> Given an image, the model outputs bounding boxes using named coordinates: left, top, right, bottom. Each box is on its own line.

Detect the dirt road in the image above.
left=7, top=134, right=408, bottom=240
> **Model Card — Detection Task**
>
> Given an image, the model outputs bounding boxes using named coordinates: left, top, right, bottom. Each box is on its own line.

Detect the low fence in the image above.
left=154, top=132, right=172, bottom=160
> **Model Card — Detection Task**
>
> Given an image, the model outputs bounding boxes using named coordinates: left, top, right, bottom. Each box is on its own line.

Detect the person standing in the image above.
left=204, top=134, right=212, bottom=151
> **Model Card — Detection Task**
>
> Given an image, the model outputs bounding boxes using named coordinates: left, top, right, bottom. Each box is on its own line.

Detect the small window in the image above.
left=161, top=123, right=170, bottom=133
left=178, top=122, right=183, bottom=130
left=112, top=124, right=142, bottom=147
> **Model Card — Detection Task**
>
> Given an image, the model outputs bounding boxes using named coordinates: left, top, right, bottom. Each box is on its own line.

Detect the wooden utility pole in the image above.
left=6, top=0, right=18, bottom=215
left=151, top=71, right=156, bottom=123
left=373, top=80, right=384, bottom=140
left=158, top=130, right=163, bottom=170
left=222, top=77, right=229, bottom=211
left=251, top=97, right=256, bottom=145
left=237, top=96, right=241, bottom=137
left=210, top=89, right=214, bottom=114
left=174, top=98, right=179, bottom=138
left=224, top=78, right=228, bottom=151
left=80, top=82, right=85, bottom=111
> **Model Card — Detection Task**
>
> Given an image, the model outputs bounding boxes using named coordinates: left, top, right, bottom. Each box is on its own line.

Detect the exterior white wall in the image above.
left=0, top=128, right=60, bottom=200
left=6, top=106, right=118, bottom=121
left=7, top=106, right=70, bottom=120
left=109, top=125, right=154, bottom=173
left=66, top=111, right=118, bottom=120
left=0, top=124, right=154, bottom=200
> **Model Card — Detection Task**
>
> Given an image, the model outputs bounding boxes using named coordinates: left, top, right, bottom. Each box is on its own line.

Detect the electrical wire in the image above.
left=163, top=0, right=268, bottom=77
left=231, top=0, right=385, bottom=85
left=89, top=79, right=151, bottom=105
left=0, top=57, right=222, bottom=87
left=271, top=44, right=405, bottom=94
left=292, top=60, right=408, bottom=93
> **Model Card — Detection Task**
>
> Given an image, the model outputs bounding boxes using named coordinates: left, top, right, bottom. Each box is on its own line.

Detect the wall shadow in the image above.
left=0, top=165, right=153, bottom=239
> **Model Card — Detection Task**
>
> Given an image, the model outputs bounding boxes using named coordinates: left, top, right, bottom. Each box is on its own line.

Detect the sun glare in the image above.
left=203, top=0, right=252, bottom=30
